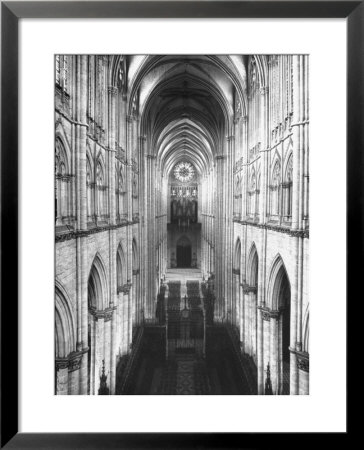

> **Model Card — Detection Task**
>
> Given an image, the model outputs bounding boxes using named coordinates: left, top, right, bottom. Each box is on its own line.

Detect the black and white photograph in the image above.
left=55, top=55, right=309, bottom=396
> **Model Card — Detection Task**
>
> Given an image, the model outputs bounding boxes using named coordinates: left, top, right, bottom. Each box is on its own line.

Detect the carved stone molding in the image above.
left=215, top=155, right=225, bottom=161
left=55, top=358, right=69, bottom=371
left=233, top=156, right=244, bottom=173
left=118, top=282, right=132, bottom=295
left=232, top=219, right=309, bottom=239
left=108, top=86, right=118, bottom=96
left=258, top=306, right=280, bottom=321
left=68, top=352, right=83, bottom=372
left=232, top=268, right=240, bottom=276
left=297, top=355, right=309, bottom=372
left=133, top=269, right=140, bottom=276
left=104, top=308, right=114, bottom=322
left=241, top=283, right=257, bottom=294
left=55, top=221, right=133, bottom=243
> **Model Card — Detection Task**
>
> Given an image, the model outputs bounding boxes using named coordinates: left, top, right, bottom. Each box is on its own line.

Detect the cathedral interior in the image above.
left=55, top=55, right=309, bottom=395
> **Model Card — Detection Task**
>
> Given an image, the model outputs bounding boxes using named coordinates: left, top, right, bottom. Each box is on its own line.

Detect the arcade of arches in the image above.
left=55, top=55, right=309, bottom=395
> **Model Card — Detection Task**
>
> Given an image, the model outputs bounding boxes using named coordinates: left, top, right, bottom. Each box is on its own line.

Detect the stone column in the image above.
left=262, top=309, right=271, bottom=394
left=145, top=154, right=156, bottom=319
left=291, top=55, right=304, bottom=231
left=297, top=354, right=309, bottom=395
left=225, top=135, right=234, bottom=323
left=94, top=313, right=105, bottom=394
left=259, top=87, right=269, bottom=223
left=108, top=87, right=117, bottom=395
left=215, top=155, right=225, bottom=320
left=257, top=307, right=264, bottom=394
left=269, top=310, right=280, bottom=394
left=241, top=116, right=248, bottom=219
left=74, top=55, right=88, bottom=395
left=104, top=311, right=112, bottom=394
left=55, top=359, right=69, bottom=395
left=68, top=352, right=82, bottom=395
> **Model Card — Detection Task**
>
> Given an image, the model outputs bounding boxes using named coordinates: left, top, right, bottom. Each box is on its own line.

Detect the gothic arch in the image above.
left=283, top=152, right=293, bottom=180
left=55, top=137, right=70, bottom=174
left=233, top=238, right=241, bottom=272
left=132, top=238, right=139, bottom=271
left=303, top=307, right=310, bottom=353
left=88, top=253, right=109, bottom=310
left=96, top=153, right=105, bottom=179
left=55, top=128, right=72, bottom=168
left=55, top=281, right=75, bottom=358
left=271, top=155, right=281, bottom=180
left=253, top=55, right=269, bottom=89
left=116, top=243, right=127, bottom=289
left=247, top=243, right=259, bottom=287
left=267, top=255, right=291, bottom=311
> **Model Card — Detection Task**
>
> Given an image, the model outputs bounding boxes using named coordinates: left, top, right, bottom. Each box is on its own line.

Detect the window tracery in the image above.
left=283, top=155, right=293, bottom=219
left=55, top=138, right=70, bottom=225
left=269, top=161, right=281, bottom=218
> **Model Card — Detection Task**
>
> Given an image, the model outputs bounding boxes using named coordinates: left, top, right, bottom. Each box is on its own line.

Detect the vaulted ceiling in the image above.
left=125, top=55, right=249, bottom=178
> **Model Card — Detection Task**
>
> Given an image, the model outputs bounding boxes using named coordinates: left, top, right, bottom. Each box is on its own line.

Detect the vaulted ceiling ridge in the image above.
left=157, top=124, right=212, bottom=151
left=150, top=107, right=219, bottom=148
left=141, top=71, right=230, bottom=131
left=162, top=147, right=209, bottom=178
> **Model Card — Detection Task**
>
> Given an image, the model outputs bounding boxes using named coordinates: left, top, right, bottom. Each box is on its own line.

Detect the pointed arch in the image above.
left=303, top=307, right=309, bottom=353
left=267, top=255, right=291, bottom=310
left=269, top=158, right=282, bottom=217
left=233, top=238, right=241, bottom=272
left=247, top=166, right=256, bottom=216
left=247, top=243, right=259, bottom=287
left=55, top=137, right=72, bottom=224
left=254, top=55, right=269, bottom=89
left=116, top=243, right=127, bottom=289
left=132, top=238, right=139, bottom=271
left=88, top=253, right=109, bottom=310
left=55, top=130, right=71, bottom=170
left=283, top=152, right=293, bottom=218
left=55, top=281, right=76, bottom=358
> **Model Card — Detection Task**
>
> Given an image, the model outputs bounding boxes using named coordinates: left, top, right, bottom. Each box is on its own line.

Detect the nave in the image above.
left=116, top=269, right=255, bottom=395
left=55, top=55, right=309, bottom=395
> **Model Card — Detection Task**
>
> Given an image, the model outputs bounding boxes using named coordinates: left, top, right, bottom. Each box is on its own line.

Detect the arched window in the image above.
left=256, top=174, right=261, bottom=218
left=132, top=173, right=139, bottom=219
left=86, top=156, right=94, bottom=222
left=116, top=166, right=126, bottom=223
left=55, top=138, right=70, bottom=225
left=269, top=161, right=281, bottom=218
left=247, top=169, right=256, bottom=218
left=283, top=155, right=293, bottom=220
left=96, top=160, right=105, bottom=219
left=234, top=175, right=242, bottom=219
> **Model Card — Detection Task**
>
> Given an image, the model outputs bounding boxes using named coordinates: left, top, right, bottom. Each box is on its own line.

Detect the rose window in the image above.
left=174, top=162, right=195, bottom=183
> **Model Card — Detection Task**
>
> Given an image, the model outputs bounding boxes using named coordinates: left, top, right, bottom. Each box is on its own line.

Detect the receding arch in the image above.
left=88, top=253, right=109, bottom=310
left=55, top=282, right=75, bottom=358
left=267, top=254, right=291, bottom=394
left=267, top=255, right=290, bottom=311
left=303, top=307, right=309, bottom=353
left=116, top=243, right=127, bottom=289
left=233, top=238, right=241, bottom=272
left=247, top=243, right=259, bottom=287
left=132, top=238, right=139, bottom=271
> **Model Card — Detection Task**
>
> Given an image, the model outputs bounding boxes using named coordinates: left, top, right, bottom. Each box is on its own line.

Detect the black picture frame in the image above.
left=1, top=1, right=358, bottom=448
